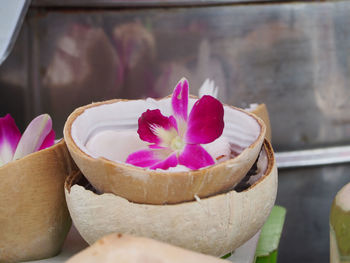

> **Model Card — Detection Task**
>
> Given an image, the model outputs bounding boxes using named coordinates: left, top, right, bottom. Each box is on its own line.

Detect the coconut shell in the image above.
left=249, top=103, right=272, bottom=142
left=66, top=233, right=230, bottom=263
left=64, top=98, right=266, bottom=205
left=0, top=140, right=76, bottom=263
left=330, top=182, right=350, bottom=262
left=65, top=140, right=277, bottom=257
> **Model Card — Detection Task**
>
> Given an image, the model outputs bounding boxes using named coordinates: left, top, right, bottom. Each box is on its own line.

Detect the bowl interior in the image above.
left=70, top=98, right=263, bottom=168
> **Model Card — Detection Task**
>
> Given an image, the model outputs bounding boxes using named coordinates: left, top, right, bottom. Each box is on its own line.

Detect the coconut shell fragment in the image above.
left=65, top=140, right=277, bottom=257
left=249, top=103, right=272, bottom=142
left=0, top=140, right=76, bottom=263
left=66, top=233, right=230, bottom=263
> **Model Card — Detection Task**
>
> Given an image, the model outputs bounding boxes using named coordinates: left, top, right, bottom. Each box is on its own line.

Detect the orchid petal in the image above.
left=126, top=149, right=161, bottom=168
left=0, top=114, right=21, bottom=166
left=198, top=79, right=218, bottom=98
left=149, top=152, right=178, bottom=170
left=185, top=95, right=224, bottom=144
left=172, top=78, right=189, bottom=121
left=126, top=147, right=177, bottom=170
left=13, top=114, right=53, bottom=160
left=38, top=129, right=56, bottom=150
left=138, top=109, right=178, bottom=147
left=178, top=144, right=215, bottom=170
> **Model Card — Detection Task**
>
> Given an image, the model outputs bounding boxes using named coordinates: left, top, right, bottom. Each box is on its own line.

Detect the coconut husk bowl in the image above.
left=63, top=97, right=266, bottom=205
left=0, top=140, right=76, bottom=263
left=66, top=233, right=230, bottom=263
left=65, top=140, right=277, bottom=257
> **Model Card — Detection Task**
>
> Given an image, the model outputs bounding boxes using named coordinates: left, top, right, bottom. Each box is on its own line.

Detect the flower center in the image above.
left=170, top=136, right=185, bottom=151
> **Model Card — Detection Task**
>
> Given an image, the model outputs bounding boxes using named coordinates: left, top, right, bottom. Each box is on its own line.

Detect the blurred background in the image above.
left=1, top=0, right=350, bottom=262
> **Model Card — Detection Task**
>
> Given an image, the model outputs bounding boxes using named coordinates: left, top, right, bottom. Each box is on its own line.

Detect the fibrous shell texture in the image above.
left=65, top=140, right=277, bottom=257
left=64, top=97, right=266, bottom=205
left=0, top=140, right=76, bottom=263
left=66, top=233, right=230, bottom=263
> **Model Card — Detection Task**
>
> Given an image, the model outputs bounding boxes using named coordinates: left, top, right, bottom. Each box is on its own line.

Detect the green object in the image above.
left=221, top=252, right=232, bottom=259
left=330, top=203, right=350, bottom=256
left=255, top=250, right=278, bottom=263
left=255, top=206, right=287, bottom=263
left=330, top=182, right=350, bottom=262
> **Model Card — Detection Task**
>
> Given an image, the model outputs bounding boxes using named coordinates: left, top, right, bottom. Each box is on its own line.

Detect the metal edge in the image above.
left=30, top=0, right=303, bottom=8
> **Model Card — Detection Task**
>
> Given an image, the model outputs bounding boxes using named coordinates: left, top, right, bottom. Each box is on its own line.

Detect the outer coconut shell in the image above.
left=330, top=182, right=350, bottom=262
left=66, top=233, right=230, bottom=263
left=250, top=103, right=272, bottom=142
left=0, top=140, right=76, bottom=263
left=64, top=98, right=266, bottom=205
left=65, top=140, right=277, bottom=257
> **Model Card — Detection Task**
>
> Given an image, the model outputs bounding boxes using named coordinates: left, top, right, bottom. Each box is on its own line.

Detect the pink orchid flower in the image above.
left=0, top=114, right=55, bottom=167
left=126, top=78, right=224, bottom=170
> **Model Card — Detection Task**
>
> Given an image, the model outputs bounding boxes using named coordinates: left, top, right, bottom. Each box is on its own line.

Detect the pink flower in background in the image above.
left=126, top=78, right=224, bottom=170
left=0, top=114, right=55, bottom=167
